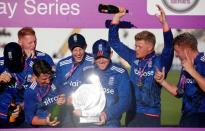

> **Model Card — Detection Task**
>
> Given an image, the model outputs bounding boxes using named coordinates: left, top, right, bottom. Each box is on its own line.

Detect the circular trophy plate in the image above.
left=72, top=83, right=106, bottom=118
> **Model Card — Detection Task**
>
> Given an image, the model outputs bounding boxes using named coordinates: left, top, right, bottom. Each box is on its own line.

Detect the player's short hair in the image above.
left=18, top=27, right=36, bottom=39
left=173, top=32, right=198, bottom=51
left=135, top=31, right=156, bottom=46
left=33, top=60, right=54, bottom=77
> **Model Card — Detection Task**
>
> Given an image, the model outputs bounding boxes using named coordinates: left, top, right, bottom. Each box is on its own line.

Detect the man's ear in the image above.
left=147, top=45, right=154, bottom=52
left=18, top=39, right=23, bottom=47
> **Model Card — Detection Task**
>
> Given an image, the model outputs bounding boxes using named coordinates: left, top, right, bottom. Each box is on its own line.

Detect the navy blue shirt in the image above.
left=109, top=24, right=174, bottom=115
left=55, top=53, right=93, bottom=95
left=177, top=52, right=205, bottom=114
left=0, top=50, right=54, bottom=121
left=24, top=82, right=58, bottom=125
left=83, top=62, right=131, bottom=127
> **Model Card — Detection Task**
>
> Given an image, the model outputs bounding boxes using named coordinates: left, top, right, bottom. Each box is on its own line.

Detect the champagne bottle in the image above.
left=50, top=104, right=62, bottom=121
left=98, top=4, right=129, bottom=14
left=7, top=97, right=17, bottom=123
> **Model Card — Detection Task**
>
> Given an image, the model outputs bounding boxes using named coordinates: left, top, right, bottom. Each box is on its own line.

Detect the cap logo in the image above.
left=98, top=44, right=103, bottom=51
left=73, top=35, right=78, bottom=43
left=8, top=51, right=13, bottom=60
left=97, top=51, right=104, bottom=57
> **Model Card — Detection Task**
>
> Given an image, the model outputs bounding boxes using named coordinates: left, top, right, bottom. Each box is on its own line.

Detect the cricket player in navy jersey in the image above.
left=24, top=60, right=65, bottom=127
left=0, top=42, right=25, bottom=128
left=155, top=32, right=205, bottom=127
left=67, top=39, right=131, bottom=127
left=18, top=27, right=55, bottom=81
left=108, top=5, right=173, bottom=127
left=54, top=33, right=93, bottom=127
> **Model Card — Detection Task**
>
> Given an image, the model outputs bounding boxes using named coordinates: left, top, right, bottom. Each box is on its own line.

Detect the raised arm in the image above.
left=109, top=7, right=136, bottom=65
left=156, top=5, right=174, bottom=74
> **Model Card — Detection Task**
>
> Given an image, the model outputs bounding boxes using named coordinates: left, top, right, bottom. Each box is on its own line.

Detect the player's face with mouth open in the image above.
left=72, top=47, right=85, bottom=63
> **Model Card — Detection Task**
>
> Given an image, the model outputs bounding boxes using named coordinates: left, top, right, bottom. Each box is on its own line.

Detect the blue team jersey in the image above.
left=83, top=62, right=131, bottom=127
left=24, top=82, right=58, bottom=125
left=54, top=53, right=93, bottom=95
left=0, top=50, right=54, bottom=121
left=177, top=52, right=205, bottom=114
left=109, top=24, right=174, bottom=115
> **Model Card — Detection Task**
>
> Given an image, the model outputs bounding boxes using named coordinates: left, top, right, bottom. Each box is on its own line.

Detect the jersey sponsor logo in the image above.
left=103, top=88, right=114, bottom=95
left=134, top=69, right=154, bottom=76
left=43, top=96, right=58, bottom=106
left=63, top=80, right=82, bottom=88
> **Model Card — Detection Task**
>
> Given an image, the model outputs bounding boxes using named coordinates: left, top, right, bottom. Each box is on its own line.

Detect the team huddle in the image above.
left=0, top=5, right=205, bottom=128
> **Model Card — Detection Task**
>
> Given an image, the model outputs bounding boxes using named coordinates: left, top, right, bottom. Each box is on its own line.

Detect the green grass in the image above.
left=161, top=70, right=182, bottom=126
left=120, top=70, right=182, bottom=126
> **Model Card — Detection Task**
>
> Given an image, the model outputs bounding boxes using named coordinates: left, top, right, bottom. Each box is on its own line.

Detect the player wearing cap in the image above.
left=0, top=42, right=25, bottom=128
left=54, top=33, right=94, bottom=127
left=72, top=39, right=131, bottom=127
left=108, top=5, right=173, bottom=127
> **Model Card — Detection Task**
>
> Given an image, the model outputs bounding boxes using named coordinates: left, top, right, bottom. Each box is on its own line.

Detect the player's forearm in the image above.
left=32, top=116, right=47, bottom=126
left=162, top=21, right=170, bottom=32
left=161, top=80, right=177, bottom=96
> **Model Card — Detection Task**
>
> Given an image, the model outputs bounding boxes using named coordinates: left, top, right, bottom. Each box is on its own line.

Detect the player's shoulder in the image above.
left=199, top=52, right=205, bottom=63
left=84, top=53, right=94, bottom=62
left=27, top=81, right=38, bottom=91
left=36, top=50, right=49, bottom=57
left=57, top=56, right=72, bottom=67
left=110, top=63, right=126, bottom=74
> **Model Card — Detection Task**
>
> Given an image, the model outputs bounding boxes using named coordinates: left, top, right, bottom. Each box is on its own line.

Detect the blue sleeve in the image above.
left=43, top=54, right=55, bottom=68
left=105, top=71, right=131, bottom=121
left=109, top=24, right=136, bottom=65
left=160, top=30, right=174, bottom=74
left=24, top=89, right=38, bottom=124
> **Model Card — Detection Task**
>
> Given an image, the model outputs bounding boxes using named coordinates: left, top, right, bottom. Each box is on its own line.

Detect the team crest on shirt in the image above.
left=108, top=76, right=114, bottom=86
left=148, top=60, right=152, bottom=68
left=134, top=60, right=139, bottom=66
left=51, top=84, right=56, bottom=91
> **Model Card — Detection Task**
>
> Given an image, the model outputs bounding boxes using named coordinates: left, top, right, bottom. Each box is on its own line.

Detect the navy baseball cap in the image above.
left=68, top=33, right=87, bottom=50
left=92, top=39, right=111, bottom=59
left=4, top=42, right=24, bottom=73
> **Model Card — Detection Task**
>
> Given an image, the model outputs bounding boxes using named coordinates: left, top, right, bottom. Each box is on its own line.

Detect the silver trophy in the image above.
left=72, top=74, right=106, bottom=123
